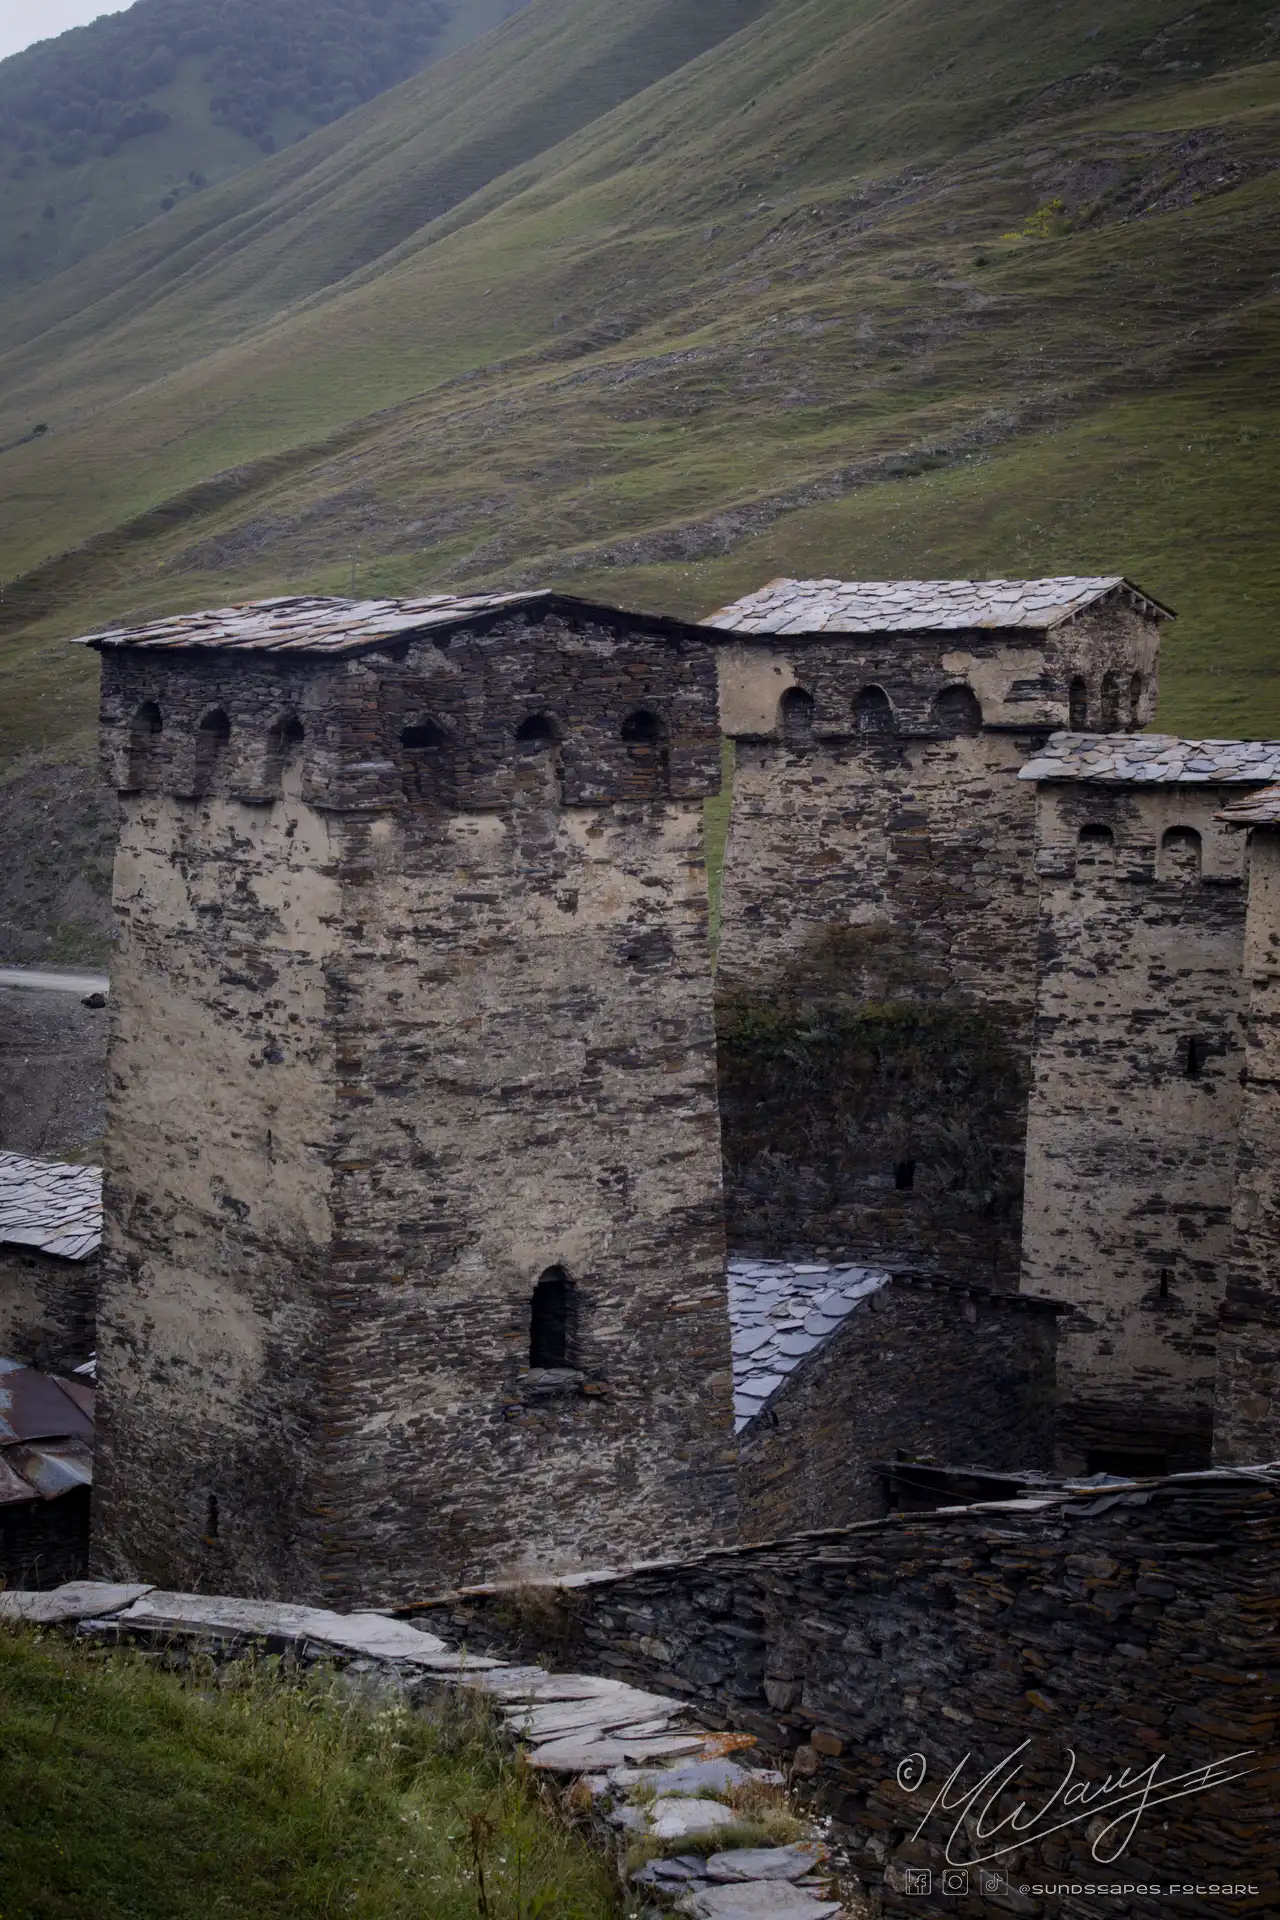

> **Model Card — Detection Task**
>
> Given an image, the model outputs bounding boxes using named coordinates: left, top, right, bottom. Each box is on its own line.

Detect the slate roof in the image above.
left=0, top=1152, right=102, bottom=1262
left=1019, top=734, right=1280, bottom=785
left=1217, top=784, right=1280, bottom=826
left=0, top=1356, right=94, bottom=1507
left=72, top=590, right=711, bottom=657
left=727, top=1258, right=890, bottom=1432
left=707, top=575, right=1172, bottom=636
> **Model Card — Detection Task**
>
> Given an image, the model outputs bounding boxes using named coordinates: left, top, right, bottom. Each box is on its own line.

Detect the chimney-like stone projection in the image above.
left=83, top=592, right=735, bottom=1605
left=707, top=576, right=1168, bottom=1285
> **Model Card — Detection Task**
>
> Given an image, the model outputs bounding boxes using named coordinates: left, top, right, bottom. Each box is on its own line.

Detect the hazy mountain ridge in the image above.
left=0, top=0, right=526, bottom=288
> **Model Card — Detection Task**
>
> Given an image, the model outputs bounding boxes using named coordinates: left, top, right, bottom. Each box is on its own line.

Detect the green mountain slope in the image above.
left=0, top=0, right=527, bottom=290
left=2, top=0, right=1280, bottom=821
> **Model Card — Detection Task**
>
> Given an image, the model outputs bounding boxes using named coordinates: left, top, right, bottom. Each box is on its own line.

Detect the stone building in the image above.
left=708, top=576, right=1169, bottom=1284
left=1017, top=735, right=1280, bottom=1474
left=729, top=1256, right=1060, bottom=1539
left=0, top=1151, right=101, bottom=1371
left=1213, top=782, right=1280, bottom=1464
left=83, top=590, right=736, bottom=1604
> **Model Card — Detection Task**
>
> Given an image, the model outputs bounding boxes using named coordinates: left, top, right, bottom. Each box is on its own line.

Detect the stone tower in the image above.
left=708, top=576, right=1169, bottom=1284
left=1018, top=735, right=1280, bottom=1474
left=84, top=591, right=736, bottom=1604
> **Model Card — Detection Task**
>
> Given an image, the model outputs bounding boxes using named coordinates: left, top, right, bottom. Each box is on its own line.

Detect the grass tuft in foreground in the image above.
left=0, top=1623, right=619, bottom=1920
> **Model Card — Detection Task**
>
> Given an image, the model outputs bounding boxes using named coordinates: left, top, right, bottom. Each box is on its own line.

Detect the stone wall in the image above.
left=0, top=986, right=106, bottom=1162
left=92, top=601, right=737, bottom=1604
left=714, top=603, right=1160, bottom=1281
left=419, top=1474, right=1280, bottom=1920
left=739, top=1273, right=1060, bottom=1538
left=1215, top=826, right=1280, bottom=1464
left=1020, top=783, right=1250, bottom=1474
left=0, top=1487, right=90, bottom=1590
left=0, top=1246, right=97, bottom=1372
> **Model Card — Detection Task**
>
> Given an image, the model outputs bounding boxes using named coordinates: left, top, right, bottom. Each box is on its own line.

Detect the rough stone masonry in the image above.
left=708, top=576, right=1168, bottom=1285
left=84, top=591, right=737, bottom=1604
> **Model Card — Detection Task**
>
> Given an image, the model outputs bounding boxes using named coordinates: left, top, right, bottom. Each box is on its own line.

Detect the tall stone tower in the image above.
left=708, top=576, right=1169, bottom=1284
left=84, top=591, right=736, bottom=1604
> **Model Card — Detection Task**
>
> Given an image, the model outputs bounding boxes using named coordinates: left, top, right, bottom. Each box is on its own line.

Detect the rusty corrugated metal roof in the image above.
left=0, top=1363, right=95, bottom=1508
left=708, top=575, right=1174, bottom=636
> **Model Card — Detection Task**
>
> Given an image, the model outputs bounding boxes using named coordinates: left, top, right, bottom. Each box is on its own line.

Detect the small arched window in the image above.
left=1099, top=672, right=1121, bottom=731
left=621, top=709, right=663, bottom=746
left=194, top=708, right=231, bottom=793
left=516, top=712, right=558, bottom=753
left=1128, top=673, right=1145, bottom=728
left=530, top=1266, right=576, bottom=1370
left=779, top=686, right=814, bottom=741
left=400, top=716, right=452, bottom=804
left=620, top=709, right=669, bottom=795
left=1069, top=677, right=1089, bottom=730
left=125, top=700, right=163, bottom=791
left=1077, top=822, right=1115, bottom=876
left=265, top=712, right=305, bottom=793
left=854, top=685, right=894, bottom=734
left=401, top=719, right=448, bottom=752
left=932, top=684, right=983, bottom=736
left=1160, top=826, right=1202, bottom=883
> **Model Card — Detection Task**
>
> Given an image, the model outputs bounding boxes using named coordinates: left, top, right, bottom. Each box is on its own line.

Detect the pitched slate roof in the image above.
left=72, top=590, right=714, bottom=657
left=1019, top=734, right=1280, bottom=785
left=0, top=1152, right=102, bottom=1262
left=1217, top=784, right=1280, bottom=826
left=708, top=576, right=1172, bottom=637
left=727, top=1258, right=890, bottom=1431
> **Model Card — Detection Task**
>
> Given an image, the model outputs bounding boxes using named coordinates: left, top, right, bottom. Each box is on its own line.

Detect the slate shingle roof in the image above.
left=1019, top=735, right=1280, bottom=785
left=708, top=576, right=1172, bottom=636
left=727, top=1258, right=889, bottom=1432
left=0, top=1152, right=102, bottom=1262
left=1217, top=784, right=1280, bottom=825
left=73, top=591, right=713, bottom=657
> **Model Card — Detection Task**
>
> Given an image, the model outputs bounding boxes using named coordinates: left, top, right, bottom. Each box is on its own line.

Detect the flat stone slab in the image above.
left=647, top=1796, right=742, bottom=1842
left=616, top=1757, right=758, bottom=1797
left=683, top=1883, right=844, bottom=1919
left=706, top=1844, right=826, bottom=1883
left=0, top=1581, right=151, bottom=1623
left=112, top=1593, right=479, bottom=1665
left=502, top=1688, right=680, bottom=1739
left=526, top=1731, right=711, bottom=1773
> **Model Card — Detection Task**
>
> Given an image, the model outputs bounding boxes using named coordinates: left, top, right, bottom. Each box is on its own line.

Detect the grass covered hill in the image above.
left=2, top=0, right=1280, bottom=850
left=0, top=0, right=527, bottom=289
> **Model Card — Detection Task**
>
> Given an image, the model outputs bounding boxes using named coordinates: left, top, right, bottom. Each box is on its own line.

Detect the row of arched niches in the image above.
left=114, top=667, right=1150, bottom=803
left=1072, top=822, right=1240, bottom=885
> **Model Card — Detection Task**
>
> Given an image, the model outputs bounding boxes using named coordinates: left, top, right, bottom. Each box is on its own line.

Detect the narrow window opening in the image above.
left=530, top=1266, right=576, bottom=1369
left=268, top=713, right=305, bottom=758
left=1068, top=677, right=1089, bottom=729
left=1158, top=1269, right=1172, bottom=1300
left=779, top=687, right=814, bottom=741
left=854, top=685, right=894, bottom=734
left=931, top=684, right=983, bottom=736
left=1184, top=1035, right=1208, bottom=1079
left=516, top=712, right=558, bottom=753
left=194, top=708, right=231, bottom=793
left=401, top=719, right=448, bottom=751
left=1099, top=672, right=1121, bottom=730
left=205, top=1494, right=219, bottom=1541
left=1128, top=672, right=1145, bottom=728
left=125, top=700, right=164, bottom=790
left=621, top=709, right=662, bottom=745
left=1160, top=826, right=1202, bottom=883
left=1076, top=822, right=1114, bottom=875
left=894, top=1159, right=916, bottom=1191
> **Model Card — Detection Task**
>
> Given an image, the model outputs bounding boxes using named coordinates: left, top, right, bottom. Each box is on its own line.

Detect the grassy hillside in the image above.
left=0, top=0, right=528, bottom=290
left=1, top=0, right=1279, bottom=840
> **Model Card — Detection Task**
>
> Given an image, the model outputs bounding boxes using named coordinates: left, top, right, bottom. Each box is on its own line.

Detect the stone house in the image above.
left=708, top=576, right=1170, bottom=1285
left=1017, top=735, right=1280, bottom=1473
left=83, top=591, right=737, bottom=1604
left=729, top=1256, right=1061, bottom=1539
left=0, top=1151, right=101, bottom=1371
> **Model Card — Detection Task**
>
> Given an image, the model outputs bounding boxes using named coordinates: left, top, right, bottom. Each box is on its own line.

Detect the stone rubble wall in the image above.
left=713, top=605, right=1161, bottom=1283
left=0, top=1245, right=97, bottom=1373
left=419, top=1475, right=1280, bottom=1920
left=1215, top=826, right=1280, bottom=1464
left=1020, top=783, right=1251, bottom=1473
left=739, top=1273, right=1059, bottom=1538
